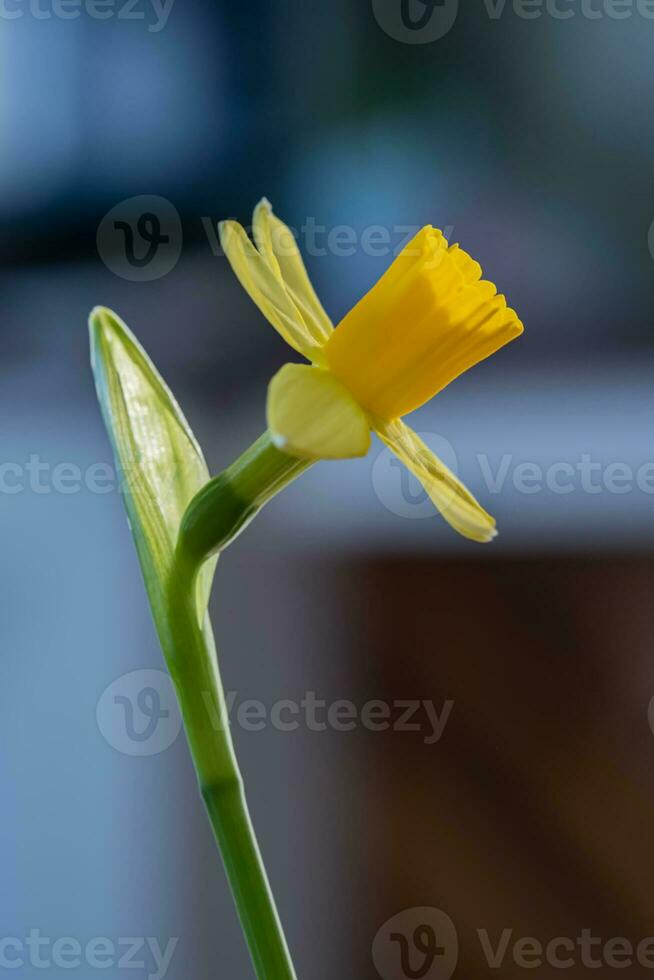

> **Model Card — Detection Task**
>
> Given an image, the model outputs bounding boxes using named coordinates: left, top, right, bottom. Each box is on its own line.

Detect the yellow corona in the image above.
left=220, top=199, right=523, bottom=542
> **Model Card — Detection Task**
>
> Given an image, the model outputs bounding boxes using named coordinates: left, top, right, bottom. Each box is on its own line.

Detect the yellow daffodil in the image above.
left=219, top=199, right=523, bottom=542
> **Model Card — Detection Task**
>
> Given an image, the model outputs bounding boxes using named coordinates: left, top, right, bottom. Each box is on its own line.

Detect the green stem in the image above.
left=202, top=780, right=294, bottom=979
left=165, top=432, right=313, bottom=979
left=165, top=568, right=296, bottom=980
left=179, top=431, right=312, bottom=565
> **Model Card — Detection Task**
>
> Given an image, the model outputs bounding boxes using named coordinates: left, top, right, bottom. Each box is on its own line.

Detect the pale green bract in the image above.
left=89, top=305, right=299, bottom=980
left=89, top=306, right=216, bottom=625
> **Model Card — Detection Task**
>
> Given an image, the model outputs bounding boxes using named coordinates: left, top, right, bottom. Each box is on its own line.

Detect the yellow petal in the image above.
left=324, top=226, right=523, bottom=420
left=373, top=416, right=497, bottom=543
left=219, top=219, right=323, bottom=361
left=253, top=198, right=333, bottom=348
left=267, top=364, right=371, bottom=460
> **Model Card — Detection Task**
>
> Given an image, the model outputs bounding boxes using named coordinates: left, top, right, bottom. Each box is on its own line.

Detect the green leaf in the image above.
left=90, top=309, right=300, bottom=979
left=89, top=306, right=216, bottom=624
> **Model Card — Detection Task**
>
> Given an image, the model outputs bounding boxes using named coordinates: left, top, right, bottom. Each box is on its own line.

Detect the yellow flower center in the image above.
left=323, top=226, right=523, bottom=420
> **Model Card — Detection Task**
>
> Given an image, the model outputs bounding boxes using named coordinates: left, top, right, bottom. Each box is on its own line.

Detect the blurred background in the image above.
left=1, top=1, right=654, bottom=977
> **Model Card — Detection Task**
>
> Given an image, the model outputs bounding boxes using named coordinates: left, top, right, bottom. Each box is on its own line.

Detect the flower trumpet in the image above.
left=219, top=199, right=523, bottom=543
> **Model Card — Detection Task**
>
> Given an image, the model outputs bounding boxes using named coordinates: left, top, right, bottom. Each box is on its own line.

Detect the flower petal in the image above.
left=253, top=198, right=333, bottom=348
left=324, top=226, right=523, bottom=420
left=267, top=364, right=371, bottom=460
left=219, top=219, right=323, bottom=361
left=373, top=416, right=497, bottom=543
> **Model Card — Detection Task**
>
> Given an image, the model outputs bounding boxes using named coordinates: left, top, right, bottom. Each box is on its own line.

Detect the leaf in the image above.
left=89, top=306, right=216, bottom=625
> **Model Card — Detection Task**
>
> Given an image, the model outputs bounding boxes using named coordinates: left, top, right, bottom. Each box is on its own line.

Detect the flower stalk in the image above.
left=166, top=433, right=311, bottom=979
left=178, top=431, right=312, bottom=565
left=164, top=551, right=298, bottom=980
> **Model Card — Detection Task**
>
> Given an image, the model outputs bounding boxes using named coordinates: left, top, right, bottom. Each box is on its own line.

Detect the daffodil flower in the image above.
left=90, top=199, right=524, bottom=980
left=219, top=199, right=523, bottom=542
